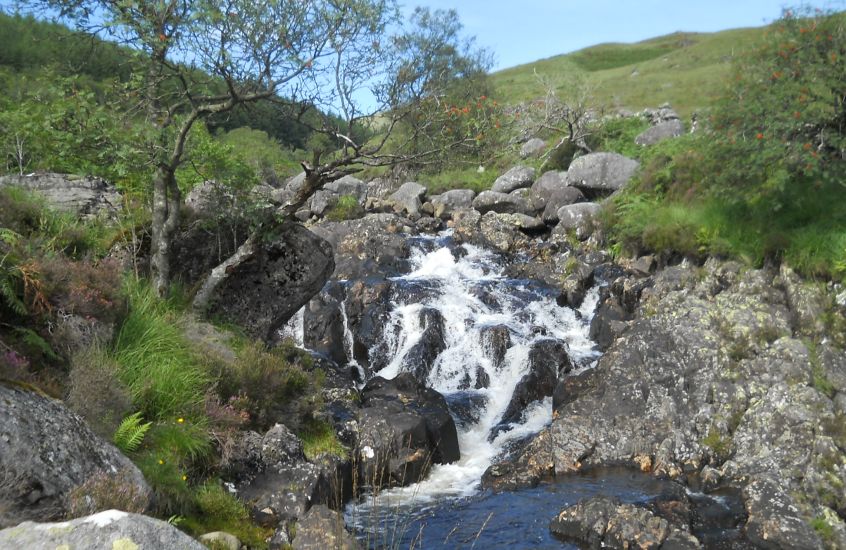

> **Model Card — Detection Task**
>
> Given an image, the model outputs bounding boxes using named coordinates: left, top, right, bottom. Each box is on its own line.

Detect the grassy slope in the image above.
left=491, top=27, right=764, bottom=118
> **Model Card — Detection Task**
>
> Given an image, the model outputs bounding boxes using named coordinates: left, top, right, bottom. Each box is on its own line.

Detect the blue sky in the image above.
left=407, top=0, right=841, bottom=70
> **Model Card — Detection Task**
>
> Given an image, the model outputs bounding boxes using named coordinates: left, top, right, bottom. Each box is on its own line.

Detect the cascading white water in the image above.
left=364, top=233, right=601, bottom=503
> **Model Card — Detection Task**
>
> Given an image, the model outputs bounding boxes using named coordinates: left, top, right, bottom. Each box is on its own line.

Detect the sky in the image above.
left=406, top=0, right=842, bottom=71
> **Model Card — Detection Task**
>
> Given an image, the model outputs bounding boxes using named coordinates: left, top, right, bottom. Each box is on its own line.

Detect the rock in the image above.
left=471, top=190, right=530, bottom=215
left=635, top=119, right=685, bottom=146
left=520, top=138, right=547, bottom=159
left=480, top=324, right=512, bottom=368
left=184, top=179, right=233, bottom=216
left=509, top=188, right=545, bottom=215
left=530, top=171, right=568, bottom=204
left=549, top=496, right=690, bottom=549
left=365, top=177, right=399, bottom=201
left=501, top=213, right=546, bottom=232
left=386, top=181, right=427, bottom=217
left=415, top=215, right=442, bottom=233
left=310, top=189, right=339, bottom=217
left=478, top=211, right=531, bottom=253
left=552, top=202, right=602, bottom=240
left=566, top=153, right=639, bottom=193
left=403, top=308, right=447, bottom=383
left=304, top=285, right=348, bottom=365
left=631, top=255, right=657, bottom=275
left=293, top=505, right=359, bottom=550
left=0, top=510, right=205, bottom=549
left=312, top=214, right=414, bottom=280
left=199, top=531, right=241, bottom=550
left=202, top=223, right=334, bottom=342
left=742, top=477, right=821, bottom=549
left=0, top=384, right=149, bottom=527
left=324, top=175, right=367, bottom=204
left=501, top=339, right=571, bottom=425
left=589, top=294, right=629, bottom=350
left=357, top=374, right=459, bottom=489
left=778, top=265, right=828, bottom=339
left=491, top=165, right=536, bottom=194
left=0, top=173, right=122, bottom=218
left=432, top=189, right=475, bottom=220
left=541, top=188, right=585, bottom=225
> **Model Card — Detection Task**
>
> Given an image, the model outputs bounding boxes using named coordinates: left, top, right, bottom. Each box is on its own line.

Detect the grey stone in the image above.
left=477, top=212, right=532, bottom=253
left=324, top=175, right=366, bottom=203
left=471, top=190, right=529, bottom=215
left=0, top=173, right=122, bottom=218
left=553, top=203, right=602, bottom=240
left=520, top=138, right=547, bottom=159
left=541, top=187, right=585, bottom=225
left=199, top=531, right=241, bottom=550
left=310, top=189, right=339, bottom=217
left=432, top=189, right=475, bottom=220
left=0, top=385, right=149, bottom=527
left=530, top=171, right=568, bottom=204
left=491, top=166, right=536, bottom=194
left=0, top=511, right=205, bottom=550
left=635, top=119, right=685, bottom=146
left=387, top=181, right=427, bottom=217
left=566, top=153, right=639, bottom=192
left=293, top=505, right=359, bottom=550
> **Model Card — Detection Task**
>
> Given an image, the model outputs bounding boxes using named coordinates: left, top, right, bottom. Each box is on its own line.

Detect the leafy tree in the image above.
left=31, top=0, right=492, bottom=296
left=709, top=7, right=845, bottom=207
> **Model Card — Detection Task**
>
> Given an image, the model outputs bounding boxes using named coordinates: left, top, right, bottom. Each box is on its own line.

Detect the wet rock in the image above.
left=415, top=215, right=442, bottom=233
left=357, top=374, right=459, bottom=489
left=0, top=173, right=122, bottom=218
left=491, top=165, right=536, bottom=194
left=501, top=339, right=571, bottom=425
left=293, top=504, right=360, bottom=550
left=0, top=384, right=149, bottom=527
left=403, top=307, right=447, bottom=383
left=635, top=119, right=685, bottom=146
left=202, top=223, right=334, bottom=343
left=589, top=293, right=630, bottom=350
left=480, top=324, right=512, bottom=368
left=520, top=138, right=547, bottom=159
left=343, top=280, right=394, bottom=371
left=0, top=511, right=205, bottom=549
left=304, top=285, right=347, bottom=365
left=566, top=153, right=639, bottom=193
left=432, top=189, right=475, bottom=220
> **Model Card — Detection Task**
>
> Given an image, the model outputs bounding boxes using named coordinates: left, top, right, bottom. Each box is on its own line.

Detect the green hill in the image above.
left=491, top=26, right=767, bottom=118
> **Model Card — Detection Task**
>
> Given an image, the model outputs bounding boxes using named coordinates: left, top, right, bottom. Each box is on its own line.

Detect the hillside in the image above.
left=491, top=26, right=766, bottom=118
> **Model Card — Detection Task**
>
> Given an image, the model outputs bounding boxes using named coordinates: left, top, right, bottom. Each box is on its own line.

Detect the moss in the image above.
left=702, top=427, right=732, bottom=461
left=299, top=418, right=348, bottom=460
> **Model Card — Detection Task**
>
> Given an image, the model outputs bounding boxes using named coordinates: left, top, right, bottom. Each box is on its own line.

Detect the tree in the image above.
left=33, top=0, right=489, bottom=295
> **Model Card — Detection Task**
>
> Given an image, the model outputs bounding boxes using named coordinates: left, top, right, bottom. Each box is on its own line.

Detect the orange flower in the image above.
left=803, top=143, right=812, bottom=150
left=794, top=111, right=802, bottom=119
left=756, top=133, right=764, bottom=140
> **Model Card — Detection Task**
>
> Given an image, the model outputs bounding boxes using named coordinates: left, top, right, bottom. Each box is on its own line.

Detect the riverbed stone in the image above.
left=491, top=165, right=536, bottom=193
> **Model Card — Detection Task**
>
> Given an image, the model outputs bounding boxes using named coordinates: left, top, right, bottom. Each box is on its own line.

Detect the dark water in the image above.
left=349, top=468, right=745, bottom=549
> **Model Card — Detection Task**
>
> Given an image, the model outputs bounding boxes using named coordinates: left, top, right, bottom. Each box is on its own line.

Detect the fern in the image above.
left=0, top=229, right=26, bottom=316
left=113, top=411, right=152, bottom=453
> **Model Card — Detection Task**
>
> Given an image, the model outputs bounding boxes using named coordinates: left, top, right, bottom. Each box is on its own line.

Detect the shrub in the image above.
left=66, top=470, right=149, bottom=518
left=66, top=346, right=133, bottom=439
left=325, top=194, right=364, bottom=221
left=40, top=257, right=125, bottom=325
left=299, top=418, right=348, bottom=460
left=183, top=482, right=272, bottom=549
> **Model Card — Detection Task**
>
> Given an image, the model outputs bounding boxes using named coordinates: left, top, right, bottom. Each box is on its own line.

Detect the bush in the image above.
left=325, top=194, right=364, bottom=221
left=66, top=346, right=133, bottom=439
left=299, top=418, right=348, bottom=460
left=66, top=470, right=149, bottom=518
left=183, top=482, right=272, bottom=549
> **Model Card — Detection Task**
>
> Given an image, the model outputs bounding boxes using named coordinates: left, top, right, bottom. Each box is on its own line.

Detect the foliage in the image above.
left=417, top=166, right=498, bottom=194
left=66, top=346, right=133, bottom=438
left=300, top=418, right=348, bottom=460
left=66, top=470, right=148, bottom=518
left=325, top=194, right=364, bottom=222
left=591, top=116, right=652, bottom=159
left=182, top=483, right=272, bottom=549
left=112, top=279, right=212, bottom=419
left=113, top=411, right=153, bottom=454
left=708, top=8, right=846, bottom=208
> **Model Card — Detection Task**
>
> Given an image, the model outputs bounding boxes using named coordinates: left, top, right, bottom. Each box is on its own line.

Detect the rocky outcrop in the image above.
left=0, top=510, right=205, bottom=550
left=293, top=505, right=360, bottom=550
left=432, top=189, right=475, bottom=220
left=198, top=223, right=334, bottom=342
left=386, top=181, right=427, bottom=218
left=312, top=214, right=415, bottom=280
left=566, top=153, right=639, bottom=194
left=491, top=165, right=536, bottom=194
left=356, top=374, right=459, bottom=489
left=483, top=258, right=846, bottom=543
left=0, top=173, right=122, bottom=218
left=0, top=384, right=149, bottom=528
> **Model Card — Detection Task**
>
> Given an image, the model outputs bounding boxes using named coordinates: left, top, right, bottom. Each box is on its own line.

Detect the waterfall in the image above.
left=360, top=232, right=600, bottom=503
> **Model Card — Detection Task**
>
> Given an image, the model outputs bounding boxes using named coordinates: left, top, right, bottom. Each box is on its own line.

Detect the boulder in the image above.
left=478, top=211, right=531, bottom=254
left=520, top=138, right=547, bottom=159
left=402, top=308, right=447, bottom=383
left=199, top=531, right=241, bottom=550
left=480, top=324, right=512, bottom=368
left=312, top=214, right=415, bottom=280
left=386, top=181, right=427, bottom=217
left=500, top=339, right=571, bottom=425
left=0, top=173, right=121, bottom=218
left=471, top=190, right=529, bottom=215
left=184, top=179, right=233, bottom=217
left=566, top=153, right=639, bottom=193
left=432, top=189, right=475, bottom=220
left=553, top=202, right=602, bottom=240
left=530, top=171, right=568, bottom=203
left=293, top=505, right=360, bottom=550
left=491, top=166, right=536, bottom=194
left=742, top=477, right=822, bottom=550
left=0, top=510, right=205, bottom=549
left=357, top=374, right=459, bottom=489
left=201, top=223, right=335, bottom=342
left=304, top=285, right=348, bottom=366
left=541, top=187, right=586, bottom=225
left=324, top=175, right=367, bottom=204
left=0, top=384, right=149, bottom=527
left=509, top=188, right=545, bottom=215
left=635, top=119, right=685, bottom=146
left=310, top=189, right=339, bottom=217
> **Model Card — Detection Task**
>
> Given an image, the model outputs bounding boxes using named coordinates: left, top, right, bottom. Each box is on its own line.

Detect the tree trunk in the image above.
left=150, top=165, right=181, bottom=296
